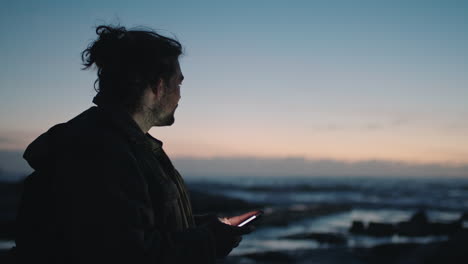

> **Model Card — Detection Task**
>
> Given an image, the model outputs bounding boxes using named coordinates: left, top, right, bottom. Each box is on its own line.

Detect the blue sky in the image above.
left=1, top=0, right=468, bottom=167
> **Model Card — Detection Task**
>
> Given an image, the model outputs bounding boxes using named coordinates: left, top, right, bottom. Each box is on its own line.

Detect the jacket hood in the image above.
left=23, top=123, right=68, bottom=171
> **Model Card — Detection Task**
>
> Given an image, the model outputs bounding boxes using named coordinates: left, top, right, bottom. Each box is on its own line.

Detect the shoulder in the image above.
left=61, top=106, right=133, bottom=153
left=55, top=109, right=142, bottom=183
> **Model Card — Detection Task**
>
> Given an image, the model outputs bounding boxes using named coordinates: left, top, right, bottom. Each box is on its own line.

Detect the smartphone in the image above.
left=237, top=211, right=263, bottom=227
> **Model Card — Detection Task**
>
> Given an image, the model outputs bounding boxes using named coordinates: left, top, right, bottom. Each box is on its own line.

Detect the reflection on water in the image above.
left=232, top=239, right=319, bottom=256
left=0, top=240, right=15, bottom=250
left=232, top=208, right=459, bottom=255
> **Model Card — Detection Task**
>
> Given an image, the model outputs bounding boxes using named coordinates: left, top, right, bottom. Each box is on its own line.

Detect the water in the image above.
left=0, top=240, right=15, bottom=250
left=186, top=175, right=468, bottom=255
left=188, top=175, right=468, bottom=211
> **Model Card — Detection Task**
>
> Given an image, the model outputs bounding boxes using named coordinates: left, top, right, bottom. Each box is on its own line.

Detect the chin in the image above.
left=155, top=116, right=175, bottom=127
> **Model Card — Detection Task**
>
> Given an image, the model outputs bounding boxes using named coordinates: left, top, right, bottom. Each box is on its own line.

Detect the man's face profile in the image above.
left=151, top=60, right=184, bottom=127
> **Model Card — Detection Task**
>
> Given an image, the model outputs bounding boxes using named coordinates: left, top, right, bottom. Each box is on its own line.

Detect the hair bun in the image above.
left=82, top=25, right=131, bottom=69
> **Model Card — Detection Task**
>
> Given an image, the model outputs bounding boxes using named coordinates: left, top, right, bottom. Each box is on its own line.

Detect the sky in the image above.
left=1, top=0, right=467, bottom=177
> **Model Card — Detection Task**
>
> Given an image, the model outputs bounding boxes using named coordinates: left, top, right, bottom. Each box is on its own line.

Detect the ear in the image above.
left=151, top=79, right=166, bottom=100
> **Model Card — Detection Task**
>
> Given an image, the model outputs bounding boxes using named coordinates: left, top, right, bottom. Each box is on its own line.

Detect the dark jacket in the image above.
left=14, top=101, right=216, bottom=264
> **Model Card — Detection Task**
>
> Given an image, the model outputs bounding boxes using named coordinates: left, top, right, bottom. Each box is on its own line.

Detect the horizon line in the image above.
left=1, top=148, right=468, bottom=168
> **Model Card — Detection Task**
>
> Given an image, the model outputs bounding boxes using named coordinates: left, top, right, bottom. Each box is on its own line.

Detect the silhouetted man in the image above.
left=13, top=25, right=256, bottom=264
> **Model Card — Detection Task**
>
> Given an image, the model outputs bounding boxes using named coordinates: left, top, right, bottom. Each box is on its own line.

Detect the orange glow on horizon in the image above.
left=152, top=123, right=468, bottom=166
left=1, top=124, right=467, bottom=167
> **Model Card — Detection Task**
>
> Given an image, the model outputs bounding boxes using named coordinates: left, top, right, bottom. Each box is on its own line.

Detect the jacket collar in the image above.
left=93, top=94, right=163, bottom=151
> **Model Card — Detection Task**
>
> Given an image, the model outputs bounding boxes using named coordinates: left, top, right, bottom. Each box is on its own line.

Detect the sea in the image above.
left=185, top=175, right=468, bottom=255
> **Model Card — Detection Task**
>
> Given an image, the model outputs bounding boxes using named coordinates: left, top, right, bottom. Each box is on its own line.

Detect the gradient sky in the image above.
left=1, top=0, right=468, bottom=166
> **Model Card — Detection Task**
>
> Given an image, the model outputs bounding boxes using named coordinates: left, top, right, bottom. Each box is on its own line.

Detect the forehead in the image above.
left=173, top=60, right=183, bottom=80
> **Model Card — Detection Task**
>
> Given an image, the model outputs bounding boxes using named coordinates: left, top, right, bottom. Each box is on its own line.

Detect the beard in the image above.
left=149, top=102, right=176, bottom=126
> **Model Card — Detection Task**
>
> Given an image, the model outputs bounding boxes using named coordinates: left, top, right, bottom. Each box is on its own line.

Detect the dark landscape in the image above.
left=1, top=174, right=468, bottom=263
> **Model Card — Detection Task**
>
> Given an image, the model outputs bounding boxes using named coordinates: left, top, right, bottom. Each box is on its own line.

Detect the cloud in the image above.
left=308, top=118, right=410, bottom=132
left=391, top=118, right=409, bottom=127
left=362, top=123, right=383, bottom=130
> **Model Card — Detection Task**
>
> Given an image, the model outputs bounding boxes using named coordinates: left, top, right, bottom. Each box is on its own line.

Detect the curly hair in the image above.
left=81, top=25, right=183, bottom=113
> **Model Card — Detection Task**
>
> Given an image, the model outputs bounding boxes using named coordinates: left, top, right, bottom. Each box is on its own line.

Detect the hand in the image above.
left=221, top=210, right=261, bottom=227
left=203, top=217, right=245, bottom=258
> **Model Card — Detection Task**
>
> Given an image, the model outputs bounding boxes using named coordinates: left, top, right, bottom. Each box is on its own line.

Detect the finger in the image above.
left=218, top=217, right=230, bottom=225
left=228, top=210, right=262, bottom=226
left=230, top=211, right=259, bottom=225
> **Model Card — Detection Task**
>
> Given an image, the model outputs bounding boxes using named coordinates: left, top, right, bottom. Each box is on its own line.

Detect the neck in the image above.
left=131, top=110, right=153, bottom=134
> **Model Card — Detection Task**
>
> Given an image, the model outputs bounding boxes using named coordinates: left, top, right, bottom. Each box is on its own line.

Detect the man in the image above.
left=13, top=25, right=257, bottom=264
